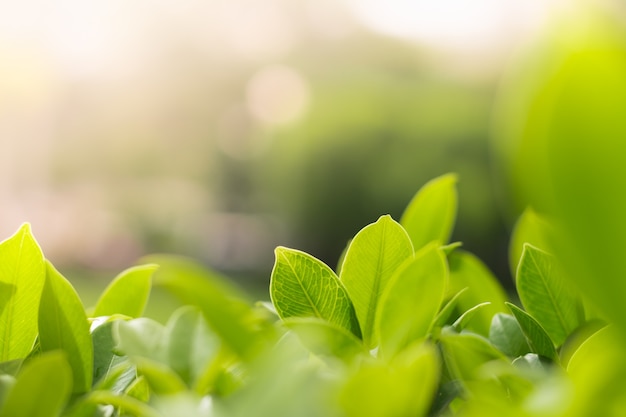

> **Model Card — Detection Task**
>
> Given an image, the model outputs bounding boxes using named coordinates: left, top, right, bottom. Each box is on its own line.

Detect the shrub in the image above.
left=0, top=173, right=619, bottom=417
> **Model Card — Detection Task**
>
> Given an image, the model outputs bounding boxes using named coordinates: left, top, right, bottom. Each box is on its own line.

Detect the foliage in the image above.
left=0, top=171, right=622, bottom=416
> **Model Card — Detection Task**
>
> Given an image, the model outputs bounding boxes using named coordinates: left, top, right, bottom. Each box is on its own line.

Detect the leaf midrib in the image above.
left=527, top=250, right=570, bottom=336
left=364, top=221, right=387, bottom=343
left=282, top=252, right=323, bottom=319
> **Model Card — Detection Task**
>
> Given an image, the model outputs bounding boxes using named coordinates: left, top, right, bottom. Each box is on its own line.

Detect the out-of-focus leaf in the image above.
left=0, top=351, right=71, bottom=417
left=452, top=302, right=492, bottom=332
left=0, top=223, right=45, bottom=361
left=339, top=215, right=413, bottom=347
left=433, top=288, right=468, bottom=329
left=164, top=306, right=219, bottom=387
left=86, top=391, right=161, bottom=417
left=506, top=303, right=557, bottom=361
left=489, top=313, right=530, bottom=358
left=38, top=261, right=93, bottom=393
left=0, top=375, right=14, bottom=410
left=376, top=244, right=447, bottom=358
left=447, top=250, right=508, bottom=336
left=93, top=265, right=157, bottom=318
left=566, top=325, right=626, bottom=417
left=439, top=331, right=506, bottom=384
left=516, top=244, right=582, bottom=346
left=114, top=319, right=166, bottom=362
left=511, top=353, right=550, bottom=372
left=270, top=247, right=359, bottom=336
left=509, top=208, right=552, bottom=279
left=283, top=317, right=366, bottom=361
left=142, top=255, right=271, bottom=361
left=132, top=357, right=187, bottom=395
left=400, top=173, right=457, bottom=251
left=340, top=342, right=439, bottom=417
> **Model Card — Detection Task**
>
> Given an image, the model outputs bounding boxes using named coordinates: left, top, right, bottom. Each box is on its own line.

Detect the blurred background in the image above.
left=0, top=0, right=565, bottom=303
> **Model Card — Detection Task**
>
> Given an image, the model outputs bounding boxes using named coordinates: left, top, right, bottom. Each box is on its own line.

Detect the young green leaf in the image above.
left=283, top=317, right=367, bottom=361
left=0, top=223, right=45, bottom=361
left=516, top=244, right=582, bottom=346
left=38, top=261, right=93, bottom=394
left=339, top=215, right=413, bottom=346
left=0, top=351, right=72, bottom=417
left=143, top=254, right=271, bottom=361
left=270, top=247, right=360, bottom=336
left=509, top=208, right=552, bottom=279
left=433, top=288, right=468, bottom=329
left=93, top=264, right=157, bottom=318
left=452, top=302, right=492, bottom=332
left=400, top=173, right=458, bottom=250
left=489, top=313, right=531, bottom=358
left=376, top=244, right=448, bottom=357
left=447, top=250, right=508, bottom=336
left=506, top=303, right=558, bottom=361
left=92, top=319, right=134, bottom=390
left=164, top=306, right=219, bottom=387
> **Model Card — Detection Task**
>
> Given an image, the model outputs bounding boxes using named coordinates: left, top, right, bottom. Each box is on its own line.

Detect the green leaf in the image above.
left=447, top=250, right=508, bottom=336
left=439, top=331, right=507, bottom=383
left=164, top=306, right=219, bottom=387
left=93, top=264, right=156, bottom=318
left=489, top=313, right=530, bottom=358
left=38, top=261, right=93, bottom=394
left=0, top=223, right=45, bottom=361
left=131, top=357, right=187, bottom=395
left=506, top=302, right=558, bottom=361
left=400, top=173, right=458, bottom=250
left=86, top=391, right=161, bottom=417
left=91, top=319, right=134, bottom=390
left=509, top=208, right=552, bottom=279
left=283, top=317, right=367, bottom=361
left=433, top=288, right=468, bottom=329
left=340, top=342, right=439, bottom=417
left=452, top=302, right=492, bottom=332
left=0, top=375, right=15, bottom=410
left=114, top=318, right=166, bottom=362
left=516, top=244, right=582, bottom=346
left=376, top=244, right=448, bottom=357
left=270, top=247, right=359, bottom=336
left=339, top=215, right=413, bottom=346
left=143, top=255, right=270, bottom=361
left=0, top=351, right=72, bottom=417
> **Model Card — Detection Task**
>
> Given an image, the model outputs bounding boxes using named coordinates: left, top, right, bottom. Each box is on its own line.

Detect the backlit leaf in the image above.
left=93, top=264, right=157, bottom=318
left=143, top=255, right=271, bottom=361
left=340, top=342, right=439, bottom=417
left=400, top=173, right=457, bottom=250
left=447, top=250, right=508, bottom=336
left=516, top=244, right=582, bottom=346
left=339, top=215, right=413, bottom=346
left=376, top=244, right=448, bottom=357
left=270, top=247, right=359, bottom=336
left=164, top=306, right=219, bottom=387
left=0, top=224, right=45, bottom=361
left=0, top=351, right=71, bottom=417
left=38, top=261, right=93, bottom=393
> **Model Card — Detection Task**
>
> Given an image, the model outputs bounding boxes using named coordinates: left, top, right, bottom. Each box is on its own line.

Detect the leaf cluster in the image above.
left=0, top=174, right=619, bottom=416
